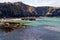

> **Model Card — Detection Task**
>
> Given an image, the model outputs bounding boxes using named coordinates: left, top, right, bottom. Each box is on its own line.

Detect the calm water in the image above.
left=0, top=17, right=60, bottom=40
left=25, top=17, right=60, bottom=27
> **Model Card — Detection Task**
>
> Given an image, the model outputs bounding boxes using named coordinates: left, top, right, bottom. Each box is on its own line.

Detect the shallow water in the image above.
left=25, top=17, right=60, bottom=27
left=0, top=17, right=60, bottom=40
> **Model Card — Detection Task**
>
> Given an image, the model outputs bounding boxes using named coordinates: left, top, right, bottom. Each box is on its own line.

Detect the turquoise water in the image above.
left=24, top=17, right=60, bottom=27
left=0, top=17, right=60, bottom=40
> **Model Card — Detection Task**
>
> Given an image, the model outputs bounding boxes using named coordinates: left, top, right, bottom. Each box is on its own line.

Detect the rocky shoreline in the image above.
left=0, top=21, right=26, bottom=33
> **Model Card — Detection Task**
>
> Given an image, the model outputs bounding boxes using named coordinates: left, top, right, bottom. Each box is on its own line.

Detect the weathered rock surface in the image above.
left=0, top=2, right=60, bottom=18
left=0, top=22, right=26, bottom=32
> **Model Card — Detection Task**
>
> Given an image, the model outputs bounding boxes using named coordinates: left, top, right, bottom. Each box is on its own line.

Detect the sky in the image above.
left=0, top=0, right=60, bottom=7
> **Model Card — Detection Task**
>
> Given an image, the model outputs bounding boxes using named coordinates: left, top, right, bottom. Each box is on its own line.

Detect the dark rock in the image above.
left=0, top=22, right=26, bottom=33
left=21, top=17, right=36, bottom=21
left=0, top=2, right=60, bottom=18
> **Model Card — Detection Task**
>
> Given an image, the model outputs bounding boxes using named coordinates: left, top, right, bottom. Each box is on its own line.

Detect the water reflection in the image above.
left=0, top=17, right=60, bottom=40
left=0, top=25, right=60, bottom=40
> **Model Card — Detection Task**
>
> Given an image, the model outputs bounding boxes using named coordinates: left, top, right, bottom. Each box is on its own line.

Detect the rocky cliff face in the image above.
left=46, top=7, right=60, bottom=17
left=35, top=7, right=60, bottom=17
left=0, top=2, right=60, bottom=18
left=0, top=2, right=36, bottom=18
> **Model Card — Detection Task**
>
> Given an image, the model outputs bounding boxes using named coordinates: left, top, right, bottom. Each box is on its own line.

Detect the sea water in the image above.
left=25, top=17, right=60, bottom=28
left=0, top=17, right=60, bottom=40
